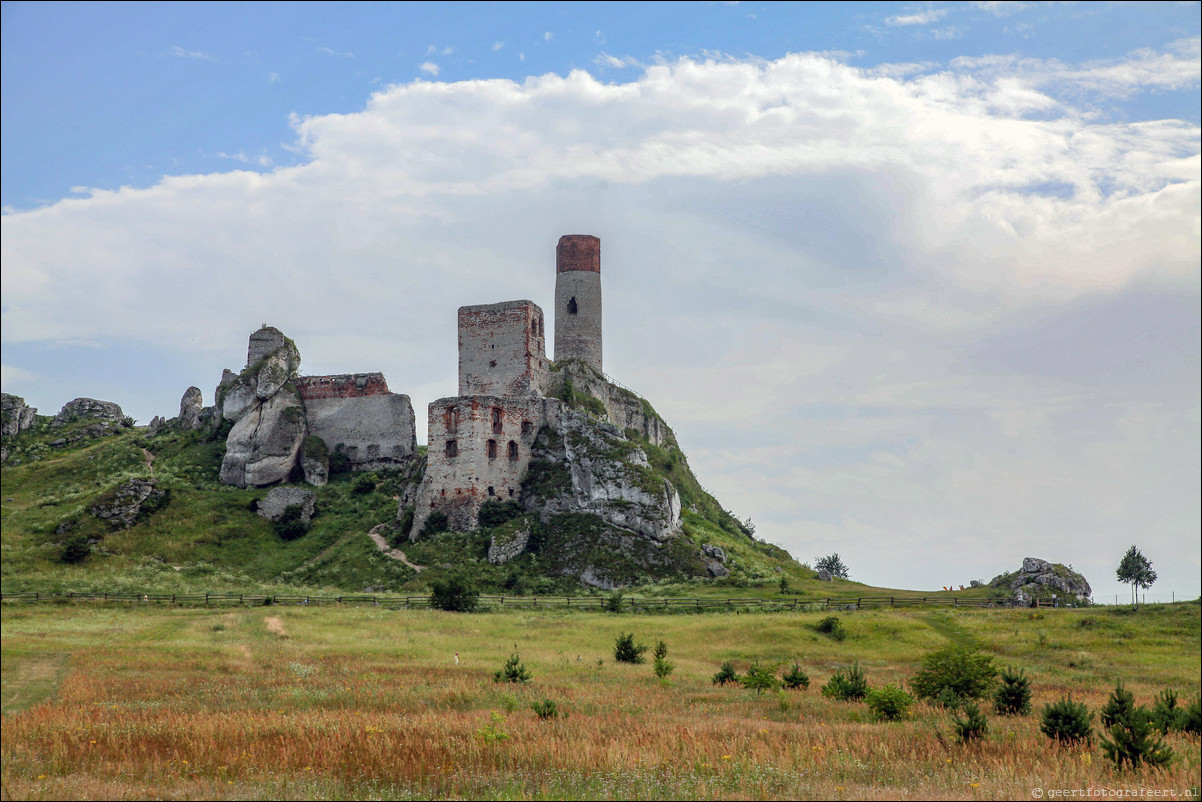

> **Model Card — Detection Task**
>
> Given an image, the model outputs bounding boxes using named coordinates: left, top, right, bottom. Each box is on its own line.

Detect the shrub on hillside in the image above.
left=429, top=574, right=479, bottom=612
left=822, top=663, right=869, bottom=702
left=531, top=698, right=558, bottom=719
left=420, top=511, right=449, bottom=538
left=59, top=534, right=92, bottom=564
left=813, top=615, right=846, bottom=641
left=613, top=632, right=648, bottom=664
left=908, top=645, right=997, bottom=704
left=994, top=667, right=1032, bottom=716
left=272, top=504, right=310, bottom=540
left=741, top=662, right=782, bottom=693
left=1100, top=681, right=1136, bottom=729
left=867, top=684, right=914, bottom=721
left=478, top=499, right=525, bottom=529
left=1150, top=689, right=1187, bottom=734
left=1040, top=698, right=1093, bottom=745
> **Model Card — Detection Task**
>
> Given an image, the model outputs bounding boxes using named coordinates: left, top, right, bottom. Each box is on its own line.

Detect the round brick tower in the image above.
left=554, top=235, right=602, bottom=374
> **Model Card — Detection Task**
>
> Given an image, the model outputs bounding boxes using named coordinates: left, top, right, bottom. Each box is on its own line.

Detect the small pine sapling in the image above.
left=783, top=663, right=810, bottom=690
left=712, top=661, right=740, bottom=686
left=531, top=699, right=559, bottom=720
left=994, top=667, right=1032, bottom=716
left=613, top=632, right=648, bottom=664
left=652, top=639, right=674, bottom=678
left=1150, top=689, right=1187, bottom=734
left=1100, top=681, right=1136, bottom=729
left=952, top=702, right=988, bottom=742
left=822, top=663, right=869, bottom=701
left=494, top=653, right=531, bottom=684
left=1100, top=702, right=1173, bottom=769
left=1040, top=698, right=1093, bottom=745
left=741, top=661, right=782, bottom=693
left=866, top=684, right=914, bottom=722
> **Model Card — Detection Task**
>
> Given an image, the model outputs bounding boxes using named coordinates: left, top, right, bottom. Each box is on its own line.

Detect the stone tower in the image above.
left=554, top=235, right=602, bottom=374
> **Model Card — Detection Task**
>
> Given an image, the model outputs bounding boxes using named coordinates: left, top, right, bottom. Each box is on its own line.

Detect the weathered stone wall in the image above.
left=410, top=395, right=560, bottom=536
left=296, top=373, right=390, bottom=400
left=554, top=235, right=603, bottom=374
left=304, top=392, right=417, bottom=469
left=247, top=327, right=287, bottom=367
left=458, top=301, right=548, bottom=397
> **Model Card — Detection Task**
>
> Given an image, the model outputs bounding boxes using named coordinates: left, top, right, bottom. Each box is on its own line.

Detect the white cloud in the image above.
left=268, top=72, right=281, bottom=84
left=886, top=8, right=949, bottom=26
left=419, top=61, right=440, bottom=76
left=492, top=41, right=505, bottom=51
left=544, top=31, right=554, bottom=43
left=2, top=47, right=1197, bottom=598
left=971, top=1, right=1029, bottom=16
left=317, top=46, right=354, bottom=58
left=167, top=45, right=216, bottom=61
left=595, top=52, right=642, bottom=69
left=1, top=364, right=38, bottom=388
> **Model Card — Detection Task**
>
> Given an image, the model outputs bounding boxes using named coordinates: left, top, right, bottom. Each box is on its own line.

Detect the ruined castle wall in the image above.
left=411, top=395, right=560, bottom=534
left=296, top=373, right=390, bottom=400
left=304, top=393, right=417, bottom=469
left=554, top=236, right=602, bottom=374
left=458, top=301, right=548, bottom=398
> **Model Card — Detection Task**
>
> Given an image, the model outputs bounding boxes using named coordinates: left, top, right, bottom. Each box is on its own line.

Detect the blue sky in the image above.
left=2, top=1, right=1199, bottom=600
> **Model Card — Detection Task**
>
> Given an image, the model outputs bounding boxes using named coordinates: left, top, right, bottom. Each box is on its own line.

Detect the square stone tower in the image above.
left=458, top=300, right=548, bottom=397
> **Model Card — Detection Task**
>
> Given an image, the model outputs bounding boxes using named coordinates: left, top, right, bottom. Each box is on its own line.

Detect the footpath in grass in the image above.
left=2, top=602, right=1199, bottom=800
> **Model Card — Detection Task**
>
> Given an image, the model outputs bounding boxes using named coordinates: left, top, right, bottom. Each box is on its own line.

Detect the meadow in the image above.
left=2, top=600, right=1199, bottom=800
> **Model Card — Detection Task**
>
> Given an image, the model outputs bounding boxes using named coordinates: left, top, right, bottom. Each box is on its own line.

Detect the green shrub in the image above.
left=741, top=661, right=782, bottom=693
left=531, top=698, right=558, bottom=719
left=654, top=656, right=675, bottom=679
left=494, top=653, right=531, bottom=684
left=1184, top=696, right=1202, bottom=736
left=397, top=505, right=415, bottom=540
left=994, top=667, right=1032, bottom=716
left=478, top=499, right=525, bottom=529
left=1100, top=691, right=1173, bottom=770
left=653, top=640, right=668, bottom=660
left=351, top=474, right=377, bottom=495
left=813, top=616, right=846, bottom=641
left=328, top=447, right=353, bottom=477
left=822, top=663, right=869, bottom=701
left=430, top=574, right=479, bottom=612
left=420, top=511, right=449, bottom=538
left=272, top=504, right=310, bottom=541
left=952, top=702, right=988, bottom=742
left=867, top=684, right=914, bottom=721
left=59, top=534, right=92, bottom=564
left=935, top=688, right=965, bottom=710
left=783, top=663, right=810, bottom=690
left=603, top=591, right=624, bottom=614
left=712, top=661, right=740, bottom=686
left=613, top=632, right=648, bottom=664
left=778, top=576, right=791, bottom=594
left=1040, top=698, right=1094, bottom=745
left=908, top=645, right=997, bottom=703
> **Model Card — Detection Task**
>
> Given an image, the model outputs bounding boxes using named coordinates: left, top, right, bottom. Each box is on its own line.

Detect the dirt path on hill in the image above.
left=367, top=524, right=424, bottom=572
left=141, top=448, right=155, bottom=474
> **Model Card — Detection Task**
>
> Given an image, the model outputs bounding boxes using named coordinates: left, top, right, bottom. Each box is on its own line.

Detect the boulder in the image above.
left=488, top=518, right=532, bottom=565
left=299, top=436, right=329, bottom=487
left=702, top=544, right=727, bottom=563
left=90, top=478, right=166, bottom=529
left=219, top=388, right=307, bottom=488
left=1, top=393, right=37, bottom=437
left=707, top=560, right=729, bottom=578
left=990, top=557, right=1092, bottom=602
left=969, top=579, right=984, bottom=588
left=817, top=569, right=833, bottom=582
left=51, top=398, right=124, bottom=427
left=178, top=386, right=204, bottom=429
left=256, top=486, right=316, bottom=523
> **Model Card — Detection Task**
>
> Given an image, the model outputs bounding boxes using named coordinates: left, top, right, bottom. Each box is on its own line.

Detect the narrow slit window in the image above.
left=445, top=439, right=458, bottom=458
left=491, top=407, right=503, bottom=434
left=508, top=440, right=519, bottom=461
left=488, top=439, right=498, bottom=459
left=521, top=420, right=533, bottom=436
left=567, top=297, right=578, bottom=315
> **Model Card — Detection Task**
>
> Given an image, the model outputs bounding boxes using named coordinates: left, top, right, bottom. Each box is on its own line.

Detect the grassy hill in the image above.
left=2, top=409, right=849, bottom=599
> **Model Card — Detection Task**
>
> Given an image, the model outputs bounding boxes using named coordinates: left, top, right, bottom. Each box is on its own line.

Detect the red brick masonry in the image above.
left=295, top=373, right=390, bottom=400
left=556, top=234, right=600, bottom=273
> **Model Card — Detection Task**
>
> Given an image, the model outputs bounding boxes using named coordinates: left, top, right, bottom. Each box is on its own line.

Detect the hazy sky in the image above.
left=3, top=1, right=1199, bottom=601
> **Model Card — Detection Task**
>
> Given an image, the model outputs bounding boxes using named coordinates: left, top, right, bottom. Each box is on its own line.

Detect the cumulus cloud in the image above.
left=317, top=46, right=354, bottom=58
left=2, top=47, right=1197, bottom=595
left=419, top=61, right=440, bottom=76
left=886, top=8, right=949, bottom=26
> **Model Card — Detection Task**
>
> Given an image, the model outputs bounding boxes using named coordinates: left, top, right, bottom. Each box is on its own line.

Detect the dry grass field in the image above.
left=2, top=601, right=1199, bottom=800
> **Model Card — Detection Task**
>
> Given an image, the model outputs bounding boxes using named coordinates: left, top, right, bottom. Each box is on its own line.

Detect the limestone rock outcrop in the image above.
left=90, top=478, right=167, bottom=529
left=256, top=486, right=316, bottom=524
left=220, top=387, right=306, bottom=488
left=51, top=398, right=124, bottom=427
left=178, top=387, right=204, bottom=430
left=1, top=393, right=37, bottom=437
left=989, top=557, right=1092, bottom=602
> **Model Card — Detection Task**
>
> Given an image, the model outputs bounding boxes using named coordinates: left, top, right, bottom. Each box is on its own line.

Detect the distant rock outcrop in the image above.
left=1, top=393, right=37, bottom=437
left=256, top=486, right=317, bottom=524
left=177, top=386, right=204, bottom=430
left=990, top=557, right=1092, bottom=602
left=220, top=386, right=307, bottom=488
left=51, top=398, right=124, bottom=427
left=90, top=478, right=167, bottom=529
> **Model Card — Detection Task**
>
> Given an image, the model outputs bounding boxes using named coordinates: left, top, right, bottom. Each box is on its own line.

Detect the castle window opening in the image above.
left=445, top=440, right=458, bottom=458
left=508, top=440, right=518, bottom=461
left=445, top=407, right=459, bottom=433
left=567, top=296, right=578, bottom=315
left=508, top=488, right=515, bottom=498
left=488, top=439, right=498, bottom=459
left=488, top=486, right=495, bottom=497
left=491, top=407, right=503, bottom=434
left=521, top=420, right=533, bottom=435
